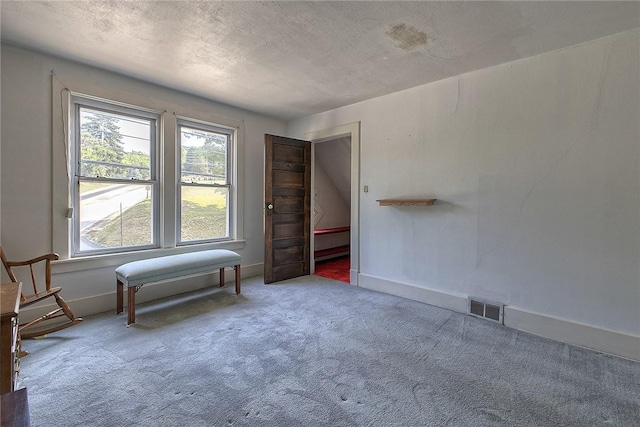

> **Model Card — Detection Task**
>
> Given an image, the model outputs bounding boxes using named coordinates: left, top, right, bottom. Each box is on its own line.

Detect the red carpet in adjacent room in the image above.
left=314, top=256, right=350, bottom=283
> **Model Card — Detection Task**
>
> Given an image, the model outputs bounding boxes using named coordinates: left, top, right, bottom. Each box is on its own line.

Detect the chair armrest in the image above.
left=5, top=253, right=59, bottom=267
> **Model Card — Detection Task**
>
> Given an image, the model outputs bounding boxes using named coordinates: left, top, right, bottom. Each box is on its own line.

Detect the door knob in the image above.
left=266, top=202, right=273, bottom=216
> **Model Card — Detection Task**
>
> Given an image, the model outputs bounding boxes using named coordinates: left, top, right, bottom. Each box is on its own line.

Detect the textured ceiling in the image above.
left=1, top=1, right=639, bottom=120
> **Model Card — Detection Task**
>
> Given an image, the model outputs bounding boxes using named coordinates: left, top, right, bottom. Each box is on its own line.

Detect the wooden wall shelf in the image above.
left=376, top=198, right=436, bottom=206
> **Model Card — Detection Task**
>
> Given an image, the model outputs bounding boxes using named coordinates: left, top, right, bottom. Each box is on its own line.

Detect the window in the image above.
left=72, top=97, right=159, bottom=255
left=53, top=78, right=244, bottom=261
left=177, top=119, right=232, bottom=244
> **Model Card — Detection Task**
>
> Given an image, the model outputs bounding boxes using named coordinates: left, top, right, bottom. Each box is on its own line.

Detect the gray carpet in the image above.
left=18, top=275, right=640, bottom=426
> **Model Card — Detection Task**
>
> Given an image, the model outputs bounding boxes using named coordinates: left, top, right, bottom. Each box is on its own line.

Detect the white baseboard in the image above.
left=357, top=273, right=640, bottom=362
left=505, top=306, right=640, bottom=362
left=19, top=262, right=264, bottom=323
left=358, top=273, right=469, bottom=313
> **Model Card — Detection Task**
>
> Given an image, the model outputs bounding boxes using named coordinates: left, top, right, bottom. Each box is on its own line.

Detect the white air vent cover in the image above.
left=468, top=298, right=504, bottom=324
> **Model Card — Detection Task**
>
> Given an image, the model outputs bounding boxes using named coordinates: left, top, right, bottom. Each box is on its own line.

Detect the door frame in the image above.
left=305, top=122, right=360, bottom=286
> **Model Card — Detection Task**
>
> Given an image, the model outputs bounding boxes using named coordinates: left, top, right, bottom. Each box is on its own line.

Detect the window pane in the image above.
left=180, top=186, right=229, bottom=242
left=79, top=107, right=152, bottom=179
left=180, top=126, right=228, bottom=184
left=79, top=181, right=154, bottom=251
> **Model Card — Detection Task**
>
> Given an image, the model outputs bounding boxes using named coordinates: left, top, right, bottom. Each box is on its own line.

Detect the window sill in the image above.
left=52, top=240, right=246, bottom=274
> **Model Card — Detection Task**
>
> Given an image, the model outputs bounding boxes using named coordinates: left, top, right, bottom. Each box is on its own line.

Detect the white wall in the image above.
left=1, top=45, right=285, bottom=316
left=288, top=30, right=640, bottom=360
left=314, top=146, right=350, bottom=231
left=315, top=136, right=351, bottom=209
left=314, top=162, right=349, bottom=230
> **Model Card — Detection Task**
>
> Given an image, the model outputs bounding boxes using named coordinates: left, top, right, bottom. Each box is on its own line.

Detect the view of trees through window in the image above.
left=77, top=107, right=155, bottom=252
left=80, top=109, right=151, bottom=180
left=180, top=127, right=227, bottom=184
left=179, top=125, right=230, bottom=242
left=75, top=106, right=232, bottom=253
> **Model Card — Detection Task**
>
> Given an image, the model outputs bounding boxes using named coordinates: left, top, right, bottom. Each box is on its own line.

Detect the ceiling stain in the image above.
left=386, top=23, right=430, bottom=51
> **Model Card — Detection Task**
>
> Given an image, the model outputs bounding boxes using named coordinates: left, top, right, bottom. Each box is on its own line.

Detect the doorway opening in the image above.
left=305, top=122, right=360, bottom=286
left=263, top=122, right=358, bottom=285
left=312, top=136, right=351, bottom=283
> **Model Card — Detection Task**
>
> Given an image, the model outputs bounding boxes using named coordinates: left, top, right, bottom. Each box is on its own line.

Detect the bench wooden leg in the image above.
left=234, top=264, right=241, bottom=294
left=219, top=267, right=225, bottom=287
left=117, top=280, right=124, bottom=314
left=128, top=286, right=136, bottom=325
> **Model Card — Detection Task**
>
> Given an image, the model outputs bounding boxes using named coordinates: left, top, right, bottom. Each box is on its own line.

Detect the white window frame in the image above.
left=70, top=95, right=161, bottom=256
left=176, top=117, right=236, bottom=245
left=51, top=75, right=245, bottom=270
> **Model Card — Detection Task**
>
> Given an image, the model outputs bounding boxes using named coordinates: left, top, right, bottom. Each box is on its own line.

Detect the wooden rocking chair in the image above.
left=1, top=247, right=82, bottom=339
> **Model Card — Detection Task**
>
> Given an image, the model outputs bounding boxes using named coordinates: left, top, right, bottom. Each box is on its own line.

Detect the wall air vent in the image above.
left=468, top=298, right=504, bottom=324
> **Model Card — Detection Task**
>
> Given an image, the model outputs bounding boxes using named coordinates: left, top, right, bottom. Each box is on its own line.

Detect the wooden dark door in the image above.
left=264, top=134, right=311, bottom=283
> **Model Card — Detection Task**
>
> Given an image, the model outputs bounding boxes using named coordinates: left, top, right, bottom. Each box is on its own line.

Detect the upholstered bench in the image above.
left=115, top=249, right=241, bottom=325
